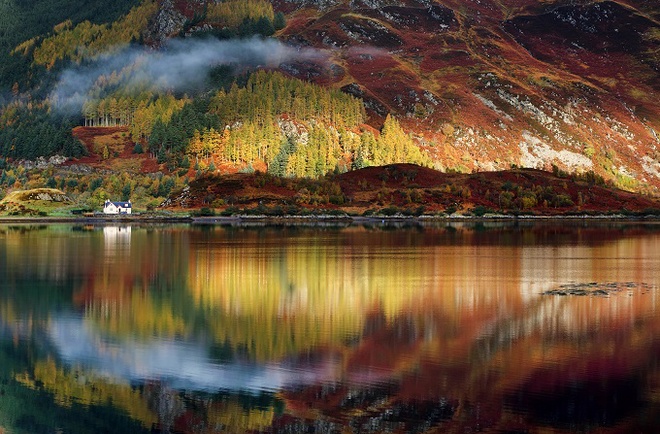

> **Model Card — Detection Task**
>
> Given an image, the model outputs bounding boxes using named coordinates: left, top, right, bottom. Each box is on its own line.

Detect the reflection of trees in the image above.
left=1, top=225, right=189, bottom=294
left=278, top=291, right=660, bottom=433
left=2, top=224, right=660, bottom=432
left=184, top=226, right=486, bottom=361
left=15, top=359, right=279, bottom=433
left=0, top=225, right=192, bottom=340
left=16, top=359, right=157, bottom=427
left=0, top=340, right=150, bottom=434
left=206, top=400, right=275, bottom=434
left=85, top=291, right=189, bottom=339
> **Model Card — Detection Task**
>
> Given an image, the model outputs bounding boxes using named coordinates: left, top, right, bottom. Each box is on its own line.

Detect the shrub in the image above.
left=329, top=195, right=345, bottom=205
left=498, top=191, right=514, bottom=208
left=472, top=205, right=494, bottom=216
left=220, top=206, right=240, bottom=216
left=379, top=206, right=400, bottom=216
left=502, top=181, right=516, bottom=191
left=551, top=194, right=574, bottom=207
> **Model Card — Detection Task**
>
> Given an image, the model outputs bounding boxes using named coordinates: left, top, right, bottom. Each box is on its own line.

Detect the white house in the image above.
left=103, top=199, right=132, bottom=214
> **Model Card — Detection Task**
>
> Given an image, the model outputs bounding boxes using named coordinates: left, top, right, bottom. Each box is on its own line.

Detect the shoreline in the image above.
left=0, top=213, right=658, bottom=225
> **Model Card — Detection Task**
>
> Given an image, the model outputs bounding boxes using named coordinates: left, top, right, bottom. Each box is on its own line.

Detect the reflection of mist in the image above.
left=47, top=315, right=340, bottom=393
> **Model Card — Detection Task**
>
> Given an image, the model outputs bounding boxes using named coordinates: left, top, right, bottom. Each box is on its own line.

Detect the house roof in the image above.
left=105, top=201, right=132, bottom=208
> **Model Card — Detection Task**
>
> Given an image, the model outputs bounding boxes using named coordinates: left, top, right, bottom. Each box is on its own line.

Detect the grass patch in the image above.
left=0, top=188, right=72, bottom=215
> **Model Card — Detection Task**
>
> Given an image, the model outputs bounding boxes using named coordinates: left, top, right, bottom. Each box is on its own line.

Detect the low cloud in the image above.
left=50, top=37, right=327, bottom=114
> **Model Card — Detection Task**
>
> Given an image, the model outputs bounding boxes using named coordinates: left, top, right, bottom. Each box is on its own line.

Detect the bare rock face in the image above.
left=349, top=0, right=403, bottom=8
left=280, top=0, right=404, bottom=8
left=144, top=0, right=187, bottom=46
left=19, top=155, right=67, bottom=170
left=28, top=190, right=71, bottom=202
left=278, top=0, right=344, bottom=9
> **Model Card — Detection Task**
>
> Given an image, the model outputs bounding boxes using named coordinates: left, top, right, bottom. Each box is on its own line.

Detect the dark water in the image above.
left=0, top=222, right=659, bottom=433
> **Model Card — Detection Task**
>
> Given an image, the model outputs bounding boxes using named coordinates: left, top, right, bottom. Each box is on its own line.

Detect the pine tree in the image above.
left=273, top=12, right=286, bottom=30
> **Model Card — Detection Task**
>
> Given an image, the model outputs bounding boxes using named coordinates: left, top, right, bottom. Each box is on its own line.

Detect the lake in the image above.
left=0, top=221, right=659, bottom=433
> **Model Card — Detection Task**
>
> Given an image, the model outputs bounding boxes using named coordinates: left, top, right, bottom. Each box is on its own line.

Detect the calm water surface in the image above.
left=0, top=222, right=659, bottom=433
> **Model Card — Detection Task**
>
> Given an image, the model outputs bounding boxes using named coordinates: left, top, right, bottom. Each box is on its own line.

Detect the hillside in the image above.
left=273, top=0, right=660, bottom=192
left=0, top=188, right=72, bottom=215
left=162, top=163, right=660, bottom=216
left=0, top=0, right=658, bottom=200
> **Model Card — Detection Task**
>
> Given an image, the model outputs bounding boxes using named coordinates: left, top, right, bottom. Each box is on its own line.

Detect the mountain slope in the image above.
left=0, top=0, right=140, bottom=91
left=274, top=0, right=660, bottom=192
left=0, top=0, right=658, bottom=197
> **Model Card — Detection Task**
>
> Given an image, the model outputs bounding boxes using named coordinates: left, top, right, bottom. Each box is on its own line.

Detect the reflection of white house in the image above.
left=103, top=199, right=132, bottom=214
left=103, top=226, right=131, bottom=252
left=103, top=226, right=132, bottom=240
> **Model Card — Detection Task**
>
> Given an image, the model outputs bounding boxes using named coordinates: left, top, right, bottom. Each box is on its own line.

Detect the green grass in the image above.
left=0, top=188, right=72, bottom=215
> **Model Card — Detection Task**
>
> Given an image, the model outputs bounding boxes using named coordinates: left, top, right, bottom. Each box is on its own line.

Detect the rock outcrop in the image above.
left=144, top=0, right=187, bottom=46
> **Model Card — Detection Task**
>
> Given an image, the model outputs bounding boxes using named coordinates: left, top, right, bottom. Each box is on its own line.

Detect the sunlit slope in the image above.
left=279, top=0, right=660, bottom=191
left=2, top=0, right=658, bottom=194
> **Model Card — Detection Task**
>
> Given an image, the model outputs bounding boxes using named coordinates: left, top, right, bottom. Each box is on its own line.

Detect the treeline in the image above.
left=210, top=70, right=365, bottom=128
left=0, top=103, right=87, bottom=159
left=82, top=70, right=430, bottom=178
left=83, top=93, right=188, bottom=137
left=15, top=0, right=157, bottom=70
left=0, top=164, right=186, bottom=211
left=85, top=69, right=366, bottom=134
left=207, top=0, right=275, bottom=28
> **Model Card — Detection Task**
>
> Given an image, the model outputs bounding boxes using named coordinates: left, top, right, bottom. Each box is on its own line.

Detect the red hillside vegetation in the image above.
left=70, top=127, right=161, bottom=174
left=162, top=163, right=660, bottom=215
left=274, top=0, right=660, bottom=193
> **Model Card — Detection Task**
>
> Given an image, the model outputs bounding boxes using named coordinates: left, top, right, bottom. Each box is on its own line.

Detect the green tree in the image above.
left=273, top=12, right=286, bottom=30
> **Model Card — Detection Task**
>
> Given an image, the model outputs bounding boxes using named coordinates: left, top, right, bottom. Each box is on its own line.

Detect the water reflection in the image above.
left=0, top=223, right=659, bottom=433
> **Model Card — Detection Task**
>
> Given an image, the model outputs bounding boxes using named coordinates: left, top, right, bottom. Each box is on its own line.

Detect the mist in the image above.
left=49, top=36, right=327, bottom=114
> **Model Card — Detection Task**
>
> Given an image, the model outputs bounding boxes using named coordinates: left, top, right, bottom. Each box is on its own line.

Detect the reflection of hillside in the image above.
left=80, top=225, right=660, bottom=362
left=1, top=225, right=189, bottom=293
left=77, top=228, right=191, bottom=339
left=279, top=288, right=660, bottom=433
left=84, top=293, right=189, bottom=339
left=74, top=226, right=189, bottom=305
left=16, top=359, right=157, bottom=428
left=1, top=224, right=659, bottom=433
left=184, top=226, right=529, bottom=361
left=0, top=225, right=192, bottom=341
